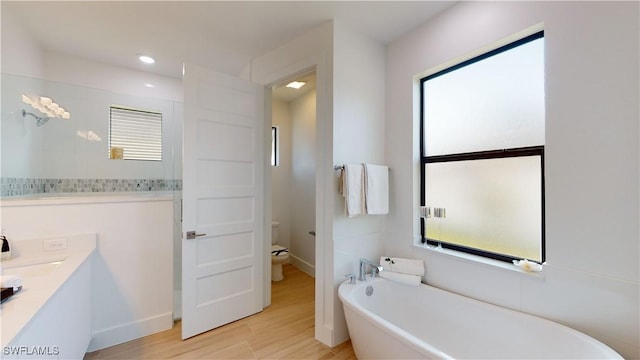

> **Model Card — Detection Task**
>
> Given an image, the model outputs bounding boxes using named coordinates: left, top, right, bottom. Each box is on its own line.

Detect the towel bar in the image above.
left=334, top=165, right=390, bottom=171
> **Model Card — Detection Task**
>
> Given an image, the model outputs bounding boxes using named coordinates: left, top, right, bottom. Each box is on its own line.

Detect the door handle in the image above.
left=309, top=231, right=316, bottom=236
left=186, top=231, right=206, bottom=240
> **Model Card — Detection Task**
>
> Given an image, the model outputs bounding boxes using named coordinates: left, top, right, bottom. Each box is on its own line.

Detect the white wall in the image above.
left=253, top=20, right=387, bottom=346
left=0, top=5, right=44, bottom=78
left=1, top=197, right=174, bottom=352
left=43, top=52, right=182, bottom=103
left=251, top=21, right=335, bottom=345
left=290, top=88, right=317, bottom=274
left=272, top=90, right=317, bottom=277
left=331, top=21, right=387, bottom=344
left=386, top=2, right=639, bottom=358
left=1, top=5, right=45, bottom=180
left=252, top=20, right=387, bottom=346
left=271, top=99, right=292, bottom=251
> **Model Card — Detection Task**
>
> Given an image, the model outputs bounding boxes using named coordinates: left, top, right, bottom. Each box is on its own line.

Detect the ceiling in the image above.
left=4, top=1, right=456, bottom=81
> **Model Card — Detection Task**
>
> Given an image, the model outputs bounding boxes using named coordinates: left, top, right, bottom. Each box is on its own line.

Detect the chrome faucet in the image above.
left=1, top=235, right=11, bottom=260
left=358, top=258, right=383, bottom=281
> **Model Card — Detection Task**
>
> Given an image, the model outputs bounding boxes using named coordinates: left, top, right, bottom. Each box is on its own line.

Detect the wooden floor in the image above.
left=85, top=264, right=356, bottom=359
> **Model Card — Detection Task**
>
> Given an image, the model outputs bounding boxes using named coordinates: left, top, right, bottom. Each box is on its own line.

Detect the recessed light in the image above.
left=286, top=81, right=306, bottom=89
left=144, top=83, right=155, bottom=88
left=138, top=55, right=155, bottom=64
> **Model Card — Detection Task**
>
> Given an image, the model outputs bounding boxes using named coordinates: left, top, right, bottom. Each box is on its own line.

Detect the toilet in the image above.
left=271, top=221, right=289, bottom=281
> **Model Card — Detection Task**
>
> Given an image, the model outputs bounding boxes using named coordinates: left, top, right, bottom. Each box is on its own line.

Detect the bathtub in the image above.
left=338, top=277, right=622, bottom=359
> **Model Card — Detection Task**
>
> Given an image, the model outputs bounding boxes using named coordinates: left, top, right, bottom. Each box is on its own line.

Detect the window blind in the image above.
left=109, top=106, right=162, bottom=161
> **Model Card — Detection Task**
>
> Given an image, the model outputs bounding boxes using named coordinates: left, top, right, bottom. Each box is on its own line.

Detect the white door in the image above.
left=182, top=63, right=264, bottom=339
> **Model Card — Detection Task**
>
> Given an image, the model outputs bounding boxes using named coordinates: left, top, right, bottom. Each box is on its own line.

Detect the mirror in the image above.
left=1, top=73, right=180, bottom=198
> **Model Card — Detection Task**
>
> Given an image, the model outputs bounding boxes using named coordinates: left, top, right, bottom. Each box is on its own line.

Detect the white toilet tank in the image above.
left=271, top=221, right=280, bottom=245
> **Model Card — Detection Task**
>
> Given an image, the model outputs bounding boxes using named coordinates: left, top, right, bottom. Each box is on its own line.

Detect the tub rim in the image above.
left=338, top=277, right=451, bottom=359
left=338, top=277, right=623, bottom=359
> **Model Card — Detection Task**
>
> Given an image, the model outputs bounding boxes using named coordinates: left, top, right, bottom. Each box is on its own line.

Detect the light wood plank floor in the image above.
left=85, top=264, right=356, bottom=360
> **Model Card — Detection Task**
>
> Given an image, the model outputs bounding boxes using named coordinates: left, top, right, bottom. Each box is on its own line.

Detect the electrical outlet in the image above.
left=43, top=238, right=67, bottom=251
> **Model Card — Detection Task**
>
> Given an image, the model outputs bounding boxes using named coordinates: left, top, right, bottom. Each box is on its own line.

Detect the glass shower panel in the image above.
left=1, top=73, right=180, bottom=197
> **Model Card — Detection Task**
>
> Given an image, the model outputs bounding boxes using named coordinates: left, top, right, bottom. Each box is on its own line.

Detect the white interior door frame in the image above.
left=254, top=53, right=334, bottom=345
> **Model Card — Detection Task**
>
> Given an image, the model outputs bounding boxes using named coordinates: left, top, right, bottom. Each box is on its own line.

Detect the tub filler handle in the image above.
left=359, top=258, right=383, bottom=281
left=345, top=273, right=356, bottom=284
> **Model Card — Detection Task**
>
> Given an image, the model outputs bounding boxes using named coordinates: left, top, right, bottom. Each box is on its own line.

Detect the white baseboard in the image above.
left=88, top=312, right=173, bottom=352
left=315, top=323, right=334, bottom=347
left=290, top=254, right=315, bottom=278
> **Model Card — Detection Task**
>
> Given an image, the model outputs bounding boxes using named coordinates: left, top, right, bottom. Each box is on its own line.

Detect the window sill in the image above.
left=413, top=242, right=545, bottom=279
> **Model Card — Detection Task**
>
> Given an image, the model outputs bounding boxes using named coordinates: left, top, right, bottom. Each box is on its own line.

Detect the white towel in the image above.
left=343, top=164, right=365, bottom=217
left=380, top=256, right=425, bottom=276
left=379, top=271, right=421, bottom=286
left=364, top=164, right=389, bottom=215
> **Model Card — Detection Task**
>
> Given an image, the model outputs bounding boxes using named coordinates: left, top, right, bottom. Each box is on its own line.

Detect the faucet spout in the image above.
left=1, top=235, right=11, bottom=260
left=358, top=258, right=383, bottom=281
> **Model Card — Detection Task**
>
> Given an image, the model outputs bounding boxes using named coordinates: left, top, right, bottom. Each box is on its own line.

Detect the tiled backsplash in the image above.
left=1, top=177, right=182, bottom=197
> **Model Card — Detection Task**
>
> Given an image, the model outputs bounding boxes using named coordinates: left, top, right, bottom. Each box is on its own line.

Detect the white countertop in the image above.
left=0, top=192, right=175, bottom=207
left=0, top=234, right=96, bottom=347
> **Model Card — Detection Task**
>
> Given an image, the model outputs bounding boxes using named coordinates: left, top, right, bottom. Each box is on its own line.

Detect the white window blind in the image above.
left=109, top=106, right=162, bottom=161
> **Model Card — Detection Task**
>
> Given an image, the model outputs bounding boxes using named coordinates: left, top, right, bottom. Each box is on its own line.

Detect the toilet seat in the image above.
left=271, top=245, right=289, bottom=281
left=271, top=245, right=289, bottom=260
left=271, top=246, right=289, bottom=256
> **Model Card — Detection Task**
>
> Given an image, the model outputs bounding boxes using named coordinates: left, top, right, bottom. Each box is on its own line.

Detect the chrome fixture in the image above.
left=345, top=273, right=356, bottom=284
left=421, top=206, right=446, bottom=218
left=358, top=258, right=383, bottom=281
left=22, top=109, right=50, bottom=127
left=20, top=94, right=71, bottom=127
left=1, top=234, right=11, bottom=260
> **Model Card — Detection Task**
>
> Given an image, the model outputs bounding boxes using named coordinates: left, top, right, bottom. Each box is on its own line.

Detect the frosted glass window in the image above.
left=423, top=36, right=545, bottom=156
left=109, top=106, right=162, bottom=161
left=420, top=31, right=545, bottom=263
left=425, top=156, right=542, bottom=261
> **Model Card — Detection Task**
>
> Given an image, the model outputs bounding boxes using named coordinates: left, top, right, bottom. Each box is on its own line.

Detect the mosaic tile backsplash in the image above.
left=1, top=178, right=182, bottom=197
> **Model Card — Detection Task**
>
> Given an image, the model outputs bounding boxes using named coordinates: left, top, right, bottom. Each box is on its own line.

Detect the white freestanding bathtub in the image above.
left=338, top=277, right=622, bottom=359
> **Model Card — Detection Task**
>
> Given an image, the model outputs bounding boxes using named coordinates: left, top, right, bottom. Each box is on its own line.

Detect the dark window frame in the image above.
left=419, top=31, right=545, bottom=264
left=271, top=126, right=278, bottom=166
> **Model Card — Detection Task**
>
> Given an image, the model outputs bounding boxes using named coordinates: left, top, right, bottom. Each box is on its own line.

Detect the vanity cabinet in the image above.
left=5, top=259, right=91, bottom=359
